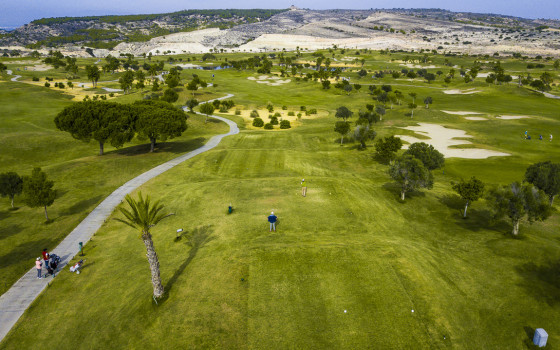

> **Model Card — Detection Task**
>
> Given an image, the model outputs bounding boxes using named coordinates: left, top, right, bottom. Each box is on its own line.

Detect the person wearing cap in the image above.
left=268, top=211, right=277, bottom=232
left=301, top=179, right=307, bottom=197
left=35, top=258, right=43, bottom=279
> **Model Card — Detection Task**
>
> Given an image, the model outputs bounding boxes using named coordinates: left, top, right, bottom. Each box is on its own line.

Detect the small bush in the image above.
left=250, top=110, right=259, bottom=118
left=264, top=123, right=274, bottom=130
left=288, top=111, right=295, bottom=116
left=109, top=93, right=115, bottom=97
left=300, top=105, right=306, bottom=111
left=282, top=105, right=288, bottom=110
left=32, top=76, right=39, bottom=81
left=280, top=120, right=291, bottom=129
left=267, top=103, right=274, bottom=112
left=252, top=118, right=264, bottom=127
left=308, top=108, right=317, bottom=114
left=219, top=106, right=228, bottom=113
left=44, top=82, right=50, bottom=87
left=58, top=82, right=65, bottom=89
left=297, top=113, right=302, bottom=118
left=273, top=112, right=281, bottom=118
left=270, top=116, right=279, bottom=125
left=235, top=109, right=241, bottom=115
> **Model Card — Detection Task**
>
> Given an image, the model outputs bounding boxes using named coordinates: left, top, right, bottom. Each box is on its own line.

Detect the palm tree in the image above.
left=115, top=192, right=174, bottom=299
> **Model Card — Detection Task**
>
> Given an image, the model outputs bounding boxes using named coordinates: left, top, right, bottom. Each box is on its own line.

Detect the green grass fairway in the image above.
left=0, top=81, right=228, bottom=296
left=1, top=50, right=560, bottom=349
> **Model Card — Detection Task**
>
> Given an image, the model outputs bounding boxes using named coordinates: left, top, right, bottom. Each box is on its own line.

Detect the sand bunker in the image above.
left=443, top=89, right=479, bottom=95
left=464, top=117, right=487, bottom=121
left=400, top=63, right=439, bottom=69
left=441, top=110, right=483, bottom=115
left=396, top=123, right=509, bottom=159
left=247, top=75, right=290, bottom=86
left=496, top=115, right=531, bottom=119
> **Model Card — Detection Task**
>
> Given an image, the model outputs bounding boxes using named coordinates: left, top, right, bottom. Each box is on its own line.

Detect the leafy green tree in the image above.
left=451, top=177, right=485, bottom=218
left=133, top=100, right=188, bottom=152
left=135, top=70, right=146, bottom=90
left=408, top=92, right=417, bottom=104
left=199, top=103, right=215, bottom=124
left=252, top=118, right=264, bottom=127
left=119, top=70, right=135, bottom=94
left=408, top=103, right=417, bottom=118
left=85, top=65, right=100, bottom=87
left=115, top=192, right=174, bottom=299
left=353, top=125, right=377, bottom=149
left=0, top=172, right=23, bottom=208
left=524, top=161, right=560, bottom=205
left=554, top=60, right=559, bottom=70
left=334, top=121, right=350, bottom=145
left=424, top=73, right=436, bottom=83
left=335, top=106, right=353, bottom=121
left=375, top=106, right=386, bottom=121
left=165, top=75, right=180, bottom=89
left=322, top=80, right=331, bottom=89
left=487, top=182, right=551, bottom=236
left=357, top=111, right=379, bottom=126
left=375, top=135, right=402, bottom=162
left=161, top=88, right=178, bottom=103
left=152, top=79, right=160, bottom=91
left=22, top=168, right=56, bottom=221
left=343, top=84, right=353, bottom=95
left=55, top=101, right=135, bottom=155
left=403, top=142, right=444, bottom=170
left=423, top=96, right=433, bottom=109
left=185, top=98, right=199, bottom=112
left=186, top=80, right=198, bottom=96
left=389, top=154, right=433, bottom=200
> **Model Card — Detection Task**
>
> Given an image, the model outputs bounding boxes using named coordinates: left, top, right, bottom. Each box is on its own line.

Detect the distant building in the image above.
left=290, top=5, right=299, bottom=10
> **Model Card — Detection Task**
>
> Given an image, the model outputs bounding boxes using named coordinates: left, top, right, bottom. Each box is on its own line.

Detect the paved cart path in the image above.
left=0, top=94, right=238, bottom=342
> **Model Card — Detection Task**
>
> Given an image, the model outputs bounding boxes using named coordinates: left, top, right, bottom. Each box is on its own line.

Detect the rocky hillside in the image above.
left=0, top=8, right=559, bottom=57
left=0, top=9, right=287, bottom=49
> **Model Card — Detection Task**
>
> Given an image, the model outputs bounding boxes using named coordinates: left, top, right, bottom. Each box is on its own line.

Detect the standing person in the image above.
left=42, top=248, right=49, bottom=269
left=525, top=130, right=528, bottom=138
left=301, top=179, right=307, bottom=197
left=35, top=258, right=42, bottom=279
left=268, top=211, right=277, bottom=232
left=551, top=134, right=553, bottom=142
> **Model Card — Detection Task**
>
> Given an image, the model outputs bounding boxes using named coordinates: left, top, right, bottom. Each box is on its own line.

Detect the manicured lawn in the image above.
left=1, top=50, right=559, bottom=349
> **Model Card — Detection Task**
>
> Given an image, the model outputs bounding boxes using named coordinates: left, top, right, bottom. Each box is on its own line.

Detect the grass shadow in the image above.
left=515, top=260, right=560, bottom=306
left=164, top=225, right=215, bottom=298
left=59, top=195, right=104, bottom=217
left=0, top=224, right=22, bottom=241
left=106, top=137, right=207, bottom=156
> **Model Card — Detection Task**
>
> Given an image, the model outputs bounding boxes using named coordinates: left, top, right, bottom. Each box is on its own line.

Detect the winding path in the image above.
left=0, top=94, right=238, bottom=342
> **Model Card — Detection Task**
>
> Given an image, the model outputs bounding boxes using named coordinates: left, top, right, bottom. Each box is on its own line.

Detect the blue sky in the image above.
left=0, top=0, right=558, bottom=29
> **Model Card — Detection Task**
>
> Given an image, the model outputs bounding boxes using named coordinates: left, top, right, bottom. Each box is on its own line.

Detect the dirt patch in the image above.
left=464, top=117, right=487, bottom=121
left=224, top=107, right=326, bottom=130
left=396, top=123, right=509, bottom=159
left=24, top=64, right=51, bottom=71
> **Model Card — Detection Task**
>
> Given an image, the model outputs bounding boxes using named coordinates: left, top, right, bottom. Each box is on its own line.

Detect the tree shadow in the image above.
left=381, top=182, right=426, bottom=201
left=0, top=238, right=56, bottom=269
left=59, top=195, right=104, bottom=217
left=0, top=224, right=22, bottom=241
left=106, top=137, right=207, bottom=156
left=438, top=194, right=511, bottom=233
left=164, top=225, right=215, bottom=297
left=516, top=260, right=560, bottom=306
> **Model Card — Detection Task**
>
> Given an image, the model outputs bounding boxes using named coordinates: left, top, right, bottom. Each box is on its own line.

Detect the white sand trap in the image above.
left=247, top=77, right=257, bottom=80
left=464, top=117, right=487, bottom=121
left=400, top=64, right=439, bottom=69
left=496, top=115, right=531, bottom=120
left=443, top=89, right=480, bottom=95
left=396, top=123, right=509, bottom=159
left=249, top=75, right=290, bottom=86
left=441, top=110, right=483, bottom=115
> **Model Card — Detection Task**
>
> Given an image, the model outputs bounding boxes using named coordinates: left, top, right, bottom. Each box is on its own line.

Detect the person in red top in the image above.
left=42, top=248, right=49, bottom=269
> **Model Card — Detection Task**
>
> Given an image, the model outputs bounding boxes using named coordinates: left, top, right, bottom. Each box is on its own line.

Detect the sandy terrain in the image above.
left=396, top=123, right=509, bottom=159
left=496, top=115, right=531, bottom=119
left=223, top=106, right=326, bottom=130
left=464, top=117, right=488, bottom=121
left=441, top=110, right=483, bottom=115
left=443, top=88, right=479, bottom=95
left=24, top=64, right=51, bottom=71
left=247, top=75, right=291, bottom=86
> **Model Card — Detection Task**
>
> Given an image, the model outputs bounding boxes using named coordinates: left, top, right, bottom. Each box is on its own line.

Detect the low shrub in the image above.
left=250, top=110, right=259, bottom=118
left=264, top=123, right=273, bottom=130
left=288, top=111, right=295, bottom=116
left=280, top=120, right=291, bottom=129
left=252, top=118, right=264, bottom=127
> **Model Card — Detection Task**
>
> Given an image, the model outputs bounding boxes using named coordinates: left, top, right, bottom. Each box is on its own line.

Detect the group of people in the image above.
left=266, top=179, right=308, bottom=232
left=34, top=248, right=60, bottom=279
left=525, top=130, right=552, bottom=141
left=34, top=248, right=83, bottom=279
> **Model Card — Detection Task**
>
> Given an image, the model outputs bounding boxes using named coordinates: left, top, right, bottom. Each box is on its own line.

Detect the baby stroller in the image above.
left=47, top=253, right=61, bottom=277
left=69, top=260, right=84, bottom=274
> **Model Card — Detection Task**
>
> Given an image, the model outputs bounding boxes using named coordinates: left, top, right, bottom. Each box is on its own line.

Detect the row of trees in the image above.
left=0, top=168, right=56, bottom=220
left=55, top=100, right=188, bottom=154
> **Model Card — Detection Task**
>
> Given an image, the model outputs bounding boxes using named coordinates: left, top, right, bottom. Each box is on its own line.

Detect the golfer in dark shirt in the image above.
left=268, top=212, right=277, bottom=232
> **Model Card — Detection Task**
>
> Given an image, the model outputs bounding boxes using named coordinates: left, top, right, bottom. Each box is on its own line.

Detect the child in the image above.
left=69, top=260, right=84, bottom=274
left=35, top=258, right=43, bottom=279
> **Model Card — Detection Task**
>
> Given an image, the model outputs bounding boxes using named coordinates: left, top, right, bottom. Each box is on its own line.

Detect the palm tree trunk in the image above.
left=142, top=232, right=164, bottom=298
